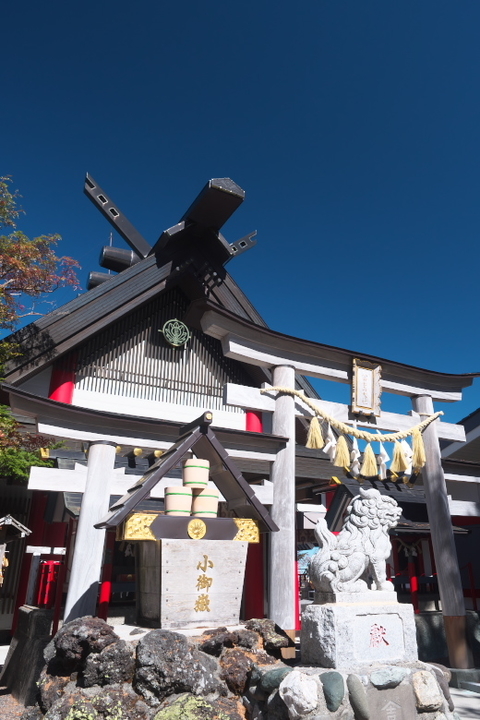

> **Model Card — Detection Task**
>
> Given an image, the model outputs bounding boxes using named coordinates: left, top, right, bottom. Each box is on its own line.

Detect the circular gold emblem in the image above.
left=187, top=518, right=207, bottom=540
left=160, top=318, right=191, bottom=347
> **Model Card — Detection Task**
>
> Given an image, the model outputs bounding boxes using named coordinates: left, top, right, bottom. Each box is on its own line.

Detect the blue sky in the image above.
left=2, top=1, right=480, bottom=422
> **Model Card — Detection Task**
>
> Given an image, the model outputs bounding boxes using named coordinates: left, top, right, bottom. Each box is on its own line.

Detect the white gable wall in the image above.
left=72, top=387, right=246, bottom=430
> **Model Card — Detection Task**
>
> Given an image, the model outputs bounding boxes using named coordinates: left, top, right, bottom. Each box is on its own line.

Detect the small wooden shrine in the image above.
left=95, top=412, right=277, bottom=629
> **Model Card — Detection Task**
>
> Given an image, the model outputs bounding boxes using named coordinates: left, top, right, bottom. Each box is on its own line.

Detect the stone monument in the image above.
left=301, top=487, right=418, bottom=667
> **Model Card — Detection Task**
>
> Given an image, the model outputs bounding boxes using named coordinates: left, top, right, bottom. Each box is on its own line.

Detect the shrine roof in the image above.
left=2, top=384, right=288, bottom=455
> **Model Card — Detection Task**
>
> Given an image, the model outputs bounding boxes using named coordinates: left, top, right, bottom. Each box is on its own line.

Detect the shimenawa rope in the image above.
left=260, top=386, right=442, bottom=472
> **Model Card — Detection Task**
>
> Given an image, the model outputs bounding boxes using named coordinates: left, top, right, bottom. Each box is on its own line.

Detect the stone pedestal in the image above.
left=301, top=593, right=418, bottom=667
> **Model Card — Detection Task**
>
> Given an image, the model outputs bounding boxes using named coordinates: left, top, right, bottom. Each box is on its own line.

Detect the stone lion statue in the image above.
left=309, top=487, right=402, bottom=594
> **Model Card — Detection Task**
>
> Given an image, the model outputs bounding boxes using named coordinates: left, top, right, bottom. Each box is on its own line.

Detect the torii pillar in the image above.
left=269, top=365, right=296, bottom=645
left=413, top=395, right=472, bottom=669
left=64, top=441, right=117, bottom=622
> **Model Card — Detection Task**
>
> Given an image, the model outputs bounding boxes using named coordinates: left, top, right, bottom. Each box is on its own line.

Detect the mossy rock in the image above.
left=63, top=701, right=99, bottom=720
left=153, top=694, right=231, bottom=720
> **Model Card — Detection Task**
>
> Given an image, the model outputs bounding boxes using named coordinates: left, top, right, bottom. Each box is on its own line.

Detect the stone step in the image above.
left=459, top=681, right=480, bottom=694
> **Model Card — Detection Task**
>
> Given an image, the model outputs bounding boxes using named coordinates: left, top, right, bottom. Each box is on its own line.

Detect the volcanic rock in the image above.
left=50, top=617, right=119, bottom=675
left=220, top=648, right=253, bottom=695
left=82, top=639, right=135, bottom=687
left=135, top=629, right=226, bottom=706
left=244, top=619, right=293, bottom=657
left=152, top=693, right=231, bottom=720
left=199, top=629, right=239, bottom=657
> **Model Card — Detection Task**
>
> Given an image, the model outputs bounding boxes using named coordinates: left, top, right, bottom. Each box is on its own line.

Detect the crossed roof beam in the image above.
left=84, top=174, right=257, bottom=287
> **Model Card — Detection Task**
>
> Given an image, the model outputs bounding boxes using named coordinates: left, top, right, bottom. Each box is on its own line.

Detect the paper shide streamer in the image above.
left=261, top=386, right=442, bottom=485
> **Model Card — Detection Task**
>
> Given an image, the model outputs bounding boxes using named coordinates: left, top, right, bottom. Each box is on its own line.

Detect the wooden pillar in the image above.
left=48, top=353, right=76, bottom=404
left=64, top=441, right=116, bottom=622
left=243, top=540, right=265, bottom=619
left=246, top=411, right=263, bottom=433
left=269, top=365, right=296, bottom=639
left=412, top=394, right=472, bottom=668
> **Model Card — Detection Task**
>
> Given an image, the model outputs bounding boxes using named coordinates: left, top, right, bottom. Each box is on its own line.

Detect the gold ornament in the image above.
left=233, top=518, right=260, bottom=543
left=117, top=513, right=157, bottom=540
left=188, top=518, right=207, bottom=540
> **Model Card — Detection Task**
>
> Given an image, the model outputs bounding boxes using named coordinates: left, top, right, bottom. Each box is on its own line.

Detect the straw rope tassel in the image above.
left=333, top=435, right=350, bottom=469
left=306, top=415, right=324, bottom=449
left=412, top=428, right=426, bottom=470
left=260, top=387, right=443, bottom=442
left=391, top=441, right=409, bottom=473
left=360, top=443, right=378, bottom=477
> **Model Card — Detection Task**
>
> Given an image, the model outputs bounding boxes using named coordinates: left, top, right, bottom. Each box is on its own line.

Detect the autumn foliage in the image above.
left=0, top=177, right=81, bottom=478
left=0, top=176, right=80, bottom=328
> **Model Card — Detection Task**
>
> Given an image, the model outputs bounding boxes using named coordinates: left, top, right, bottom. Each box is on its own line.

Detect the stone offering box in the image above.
left=97, top=413, right=278, bottom=630
left=301, top=591, right=418, bottom=668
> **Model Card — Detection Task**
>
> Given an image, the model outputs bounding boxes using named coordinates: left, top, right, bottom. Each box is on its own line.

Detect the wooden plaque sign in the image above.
left=136, top=539, right=248, bottom=629
left=352, top=358, right=382, bottom=416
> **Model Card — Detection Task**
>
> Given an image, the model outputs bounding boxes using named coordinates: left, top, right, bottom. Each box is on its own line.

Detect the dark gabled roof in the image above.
left=4, top=384, right=288, bottom=455
left=0, top=515, right=32, bottom=540
left=2, top=254, right=270, bottom=383
left=4, top=256, right=171, bottom=383
left=2, top=174, right=319, bottom=401
left=392, top=518, right=468, bottom=535
left=2, top=245, right=320, bottom=399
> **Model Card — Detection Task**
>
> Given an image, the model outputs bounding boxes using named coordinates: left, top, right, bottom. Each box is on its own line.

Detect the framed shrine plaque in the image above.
left=352, top=358, right=382, bottom=416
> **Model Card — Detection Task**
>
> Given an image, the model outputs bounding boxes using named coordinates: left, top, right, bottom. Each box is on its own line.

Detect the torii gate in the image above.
left=185, top=299, right=478, bottom=670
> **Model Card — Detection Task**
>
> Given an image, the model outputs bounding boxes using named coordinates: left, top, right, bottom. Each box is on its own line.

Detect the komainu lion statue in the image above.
left=309, top=487, right=402, bottom=594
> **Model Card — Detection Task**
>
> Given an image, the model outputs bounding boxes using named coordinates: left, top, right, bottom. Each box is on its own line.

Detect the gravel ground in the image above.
left=0, top=654, right=26, bottom=720
left=0, top=688, right=25, bottom=719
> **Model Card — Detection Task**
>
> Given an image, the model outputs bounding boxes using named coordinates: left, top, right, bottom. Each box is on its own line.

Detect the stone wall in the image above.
left=416, top=611, right=480, bottom=667
left=273, top=663, right=458, bottom=720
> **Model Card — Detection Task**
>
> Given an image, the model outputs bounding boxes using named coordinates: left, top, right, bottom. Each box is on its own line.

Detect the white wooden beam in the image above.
left=224, top=384, right=465, bottom=442
left=380, top=380, right=462, bottom=403
left=444, top=473, right=480, bottom=484
left=37, top=422, right=280, bottom=462
left=38, top=422, right=173, bottom=449
left=442, top=423, right=480, bottom=458
left=221, top=336, right=349, bottom=382
left=448, top=499, right=480, bottom=517
left=220, top=336, right=465, bottom=401
left=28, top=465, right=274, bottom=504
left=29, top=464, right=131, bottom=495
left=73, top=390, right=246, bottom=430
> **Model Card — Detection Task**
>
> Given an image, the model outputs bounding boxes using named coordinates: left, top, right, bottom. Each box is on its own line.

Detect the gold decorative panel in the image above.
left=117, top=513, right=158, bottom=541
left=233, top=519, right=260, bottom=543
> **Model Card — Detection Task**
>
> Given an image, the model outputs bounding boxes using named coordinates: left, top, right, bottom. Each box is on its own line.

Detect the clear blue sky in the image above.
left=2, top=1, right=480, bottom=422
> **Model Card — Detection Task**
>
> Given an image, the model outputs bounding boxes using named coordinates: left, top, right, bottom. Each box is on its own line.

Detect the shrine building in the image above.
left=0, top=175, right=479, bottom=668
